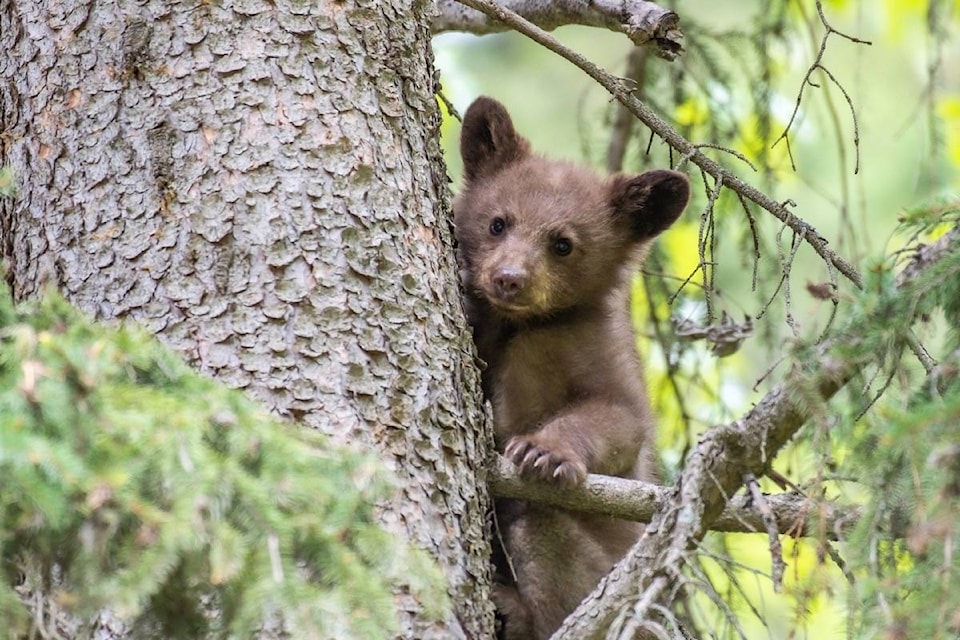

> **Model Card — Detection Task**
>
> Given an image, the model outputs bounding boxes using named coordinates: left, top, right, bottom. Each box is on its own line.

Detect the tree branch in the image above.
left=431, top=0, right=684, bottom=60
left=451, top=0, right=864, bottom=289
left=490, top=457, right=856, bottom=539
left=550, top=226, right=960, bottom=639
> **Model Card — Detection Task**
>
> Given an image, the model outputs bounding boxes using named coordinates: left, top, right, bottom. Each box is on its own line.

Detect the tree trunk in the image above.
left=0, top=1, right=494, bottom=637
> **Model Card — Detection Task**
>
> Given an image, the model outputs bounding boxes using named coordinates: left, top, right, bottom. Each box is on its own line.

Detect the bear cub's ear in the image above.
left=460, top=97, right=531, bottom=183
left=609, top=169, right=690, bottom=240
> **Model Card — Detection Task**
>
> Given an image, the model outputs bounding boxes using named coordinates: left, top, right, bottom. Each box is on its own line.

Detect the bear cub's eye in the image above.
left=553, top=238, right=573, bottom=257
left=490, top=217, right=506, bottom=236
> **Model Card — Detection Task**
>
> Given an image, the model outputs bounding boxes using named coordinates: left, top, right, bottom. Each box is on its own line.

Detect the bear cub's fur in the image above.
left=453, top=97, right=690, bottom=640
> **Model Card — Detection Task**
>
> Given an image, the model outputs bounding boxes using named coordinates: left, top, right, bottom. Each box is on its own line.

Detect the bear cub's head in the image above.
left=454, top=96, right=690, bottom=323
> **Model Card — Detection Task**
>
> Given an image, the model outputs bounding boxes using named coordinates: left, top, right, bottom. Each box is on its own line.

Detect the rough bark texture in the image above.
left=0, top=1, right=494, bottom=637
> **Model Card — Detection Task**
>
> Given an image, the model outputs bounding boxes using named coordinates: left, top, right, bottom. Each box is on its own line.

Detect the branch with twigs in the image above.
left=490, top=457, right=858, bottom=539
left=548, top=226, right=960, bottom=640
left=452, top=0, right=865, bottom=290
left=431, top=0, right=684, bottom=59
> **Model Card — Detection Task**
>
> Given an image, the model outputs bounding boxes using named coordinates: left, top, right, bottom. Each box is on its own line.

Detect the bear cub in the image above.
left=453, top=97, right=690, bottom=640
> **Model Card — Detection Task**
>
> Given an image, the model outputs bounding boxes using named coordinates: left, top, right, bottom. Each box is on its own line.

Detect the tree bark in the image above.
left=0, top=1, right=493, bottom=638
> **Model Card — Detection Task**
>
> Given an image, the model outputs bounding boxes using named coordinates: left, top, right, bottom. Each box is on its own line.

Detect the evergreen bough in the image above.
left=0, top=285, right=445, bottom=639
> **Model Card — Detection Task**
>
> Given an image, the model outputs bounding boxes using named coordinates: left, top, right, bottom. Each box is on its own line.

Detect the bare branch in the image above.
left=431, top=0, right=684, bottom=59
left=452, top=0, right=864, bottom=289
left=489, top=457, right=857, bottom=539
left=772, top=0, right=872, bottom=173
left=550, top=226, right=960, bottom=640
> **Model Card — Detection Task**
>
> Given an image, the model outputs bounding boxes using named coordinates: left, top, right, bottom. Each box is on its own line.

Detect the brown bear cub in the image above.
left=453, top=97, right=690, bottom=640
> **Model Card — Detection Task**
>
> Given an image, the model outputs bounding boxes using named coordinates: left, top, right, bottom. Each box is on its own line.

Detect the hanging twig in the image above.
left=771, top=0, right=872, bottom=174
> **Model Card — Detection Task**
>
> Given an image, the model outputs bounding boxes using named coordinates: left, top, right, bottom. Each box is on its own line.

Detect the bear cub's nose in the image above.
left=493, top=267, right=527, bottom=299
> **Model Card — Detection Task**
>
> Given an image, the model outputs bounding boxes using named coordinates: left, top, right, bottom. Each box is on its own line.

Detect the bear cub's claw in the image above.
left=504, top=435, right=588, bottom=487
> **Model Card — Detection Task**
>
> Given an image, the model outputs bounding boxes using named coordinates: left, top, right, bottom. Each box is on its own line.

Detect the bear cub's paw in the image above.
left=504, top=435, right=588, bottom=487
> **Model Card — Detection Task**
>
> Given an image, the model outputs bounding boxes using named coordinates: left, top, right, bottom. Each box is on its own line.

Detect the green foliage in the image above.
left=847, top=392, right=960, bottom=638
left=676, top=225, right=960, bottom=639
left=0, top=166, right=15, bottom=197
left=0, top=285, right=446, bottom=639
left=831, top=226, right=960, bottom=638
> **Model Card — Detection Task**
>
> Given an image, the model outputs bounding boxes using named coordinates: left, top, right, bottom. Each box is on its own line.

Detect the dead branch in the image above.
left=431, top=0, right=684, bottom=60
left=550, top=225, right=960, bottom=640
left=772, top=0, right=872, bottom=173
left=490, top=457, right=857, bottom=539
left=452, top=0, right=864, bottom=289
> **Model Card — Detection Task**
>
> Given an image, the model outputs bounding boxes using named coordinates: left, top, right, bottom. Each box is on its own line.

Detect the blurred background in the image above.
left=433, top=1, right=960, bottom=637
